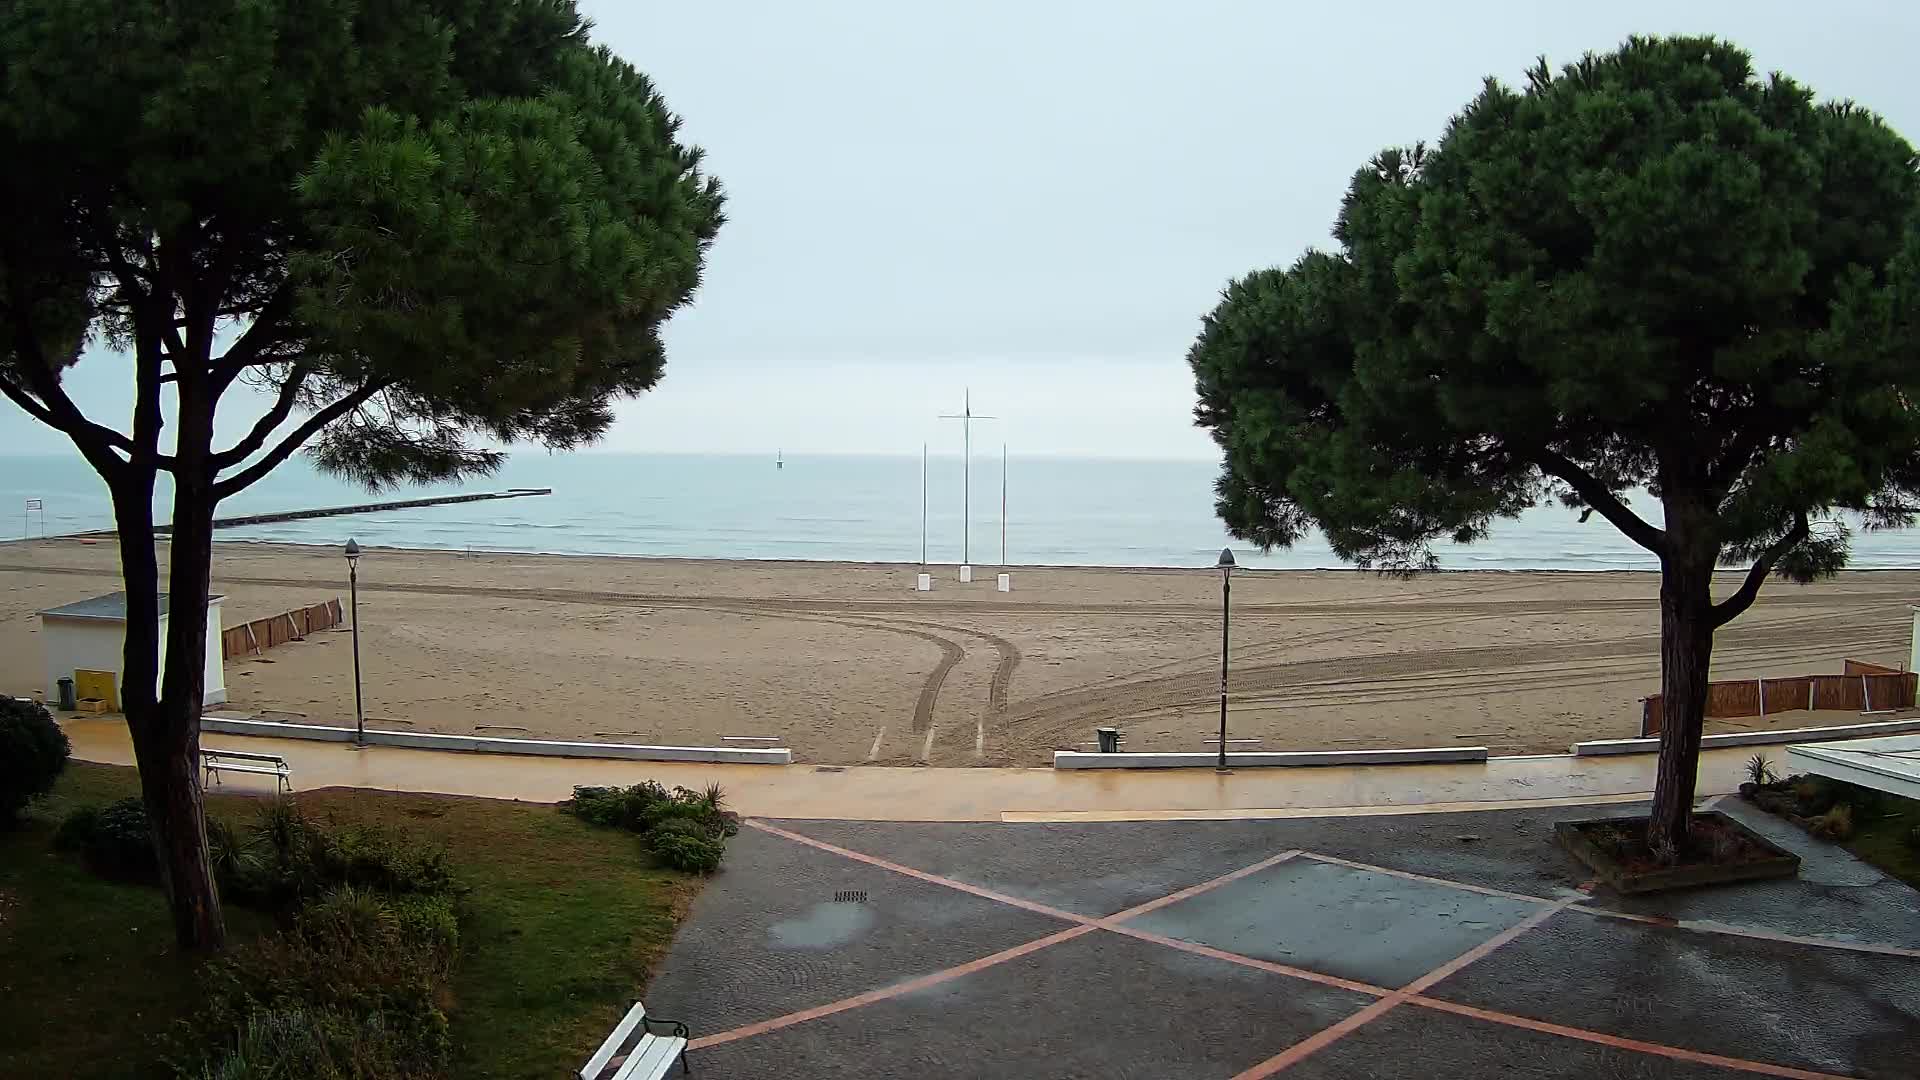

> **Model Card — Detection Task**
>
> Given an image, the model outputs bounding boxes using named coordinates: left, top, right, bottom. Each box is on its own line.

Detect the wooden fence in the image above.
left=1640, top=658, right=1917, bottom=736
left=221, top=599, right=344, bottom=660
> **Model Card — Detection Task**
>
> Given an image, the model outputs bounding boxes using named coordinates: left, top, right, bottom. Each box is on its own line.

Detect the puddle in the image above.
left=770, top=902, right=875, bottom=949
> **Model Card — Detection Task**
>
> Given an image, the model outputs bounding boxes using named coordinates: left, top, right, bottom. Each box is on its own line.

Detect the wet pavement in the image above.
left=644, top=799, right=1920, bottom=1078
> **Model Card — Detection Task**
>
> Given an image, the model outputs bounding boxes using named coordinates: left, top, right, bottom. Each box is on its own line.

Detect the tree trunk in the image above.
left=1647, top=544, right=1716, bottom=860
left=160, top=376, right=226, bottom=950
left=111, top=468, right=226, bottom=950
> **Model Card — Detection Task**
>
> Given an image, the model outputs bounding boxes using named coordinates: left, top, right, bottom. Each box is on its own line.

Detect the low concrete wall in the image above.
left=199, top=716, right=791, bottom=765
left=1052, top=746, right=1489, bottom=770
left=1573, top=717, right=1920, bottom=757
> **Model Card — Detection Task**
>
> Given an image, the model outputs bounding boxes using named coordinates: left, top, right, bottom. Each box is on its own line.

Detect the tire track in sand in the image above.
left=0, top=561, right=980, bottom=763
left=621, top=601, right=965, bottom=756
left=9, top=561, right=1915, bottom=619
left=864, top=618, right=1022, bottom=760
left=1000, top=608, right=1907, bottom=749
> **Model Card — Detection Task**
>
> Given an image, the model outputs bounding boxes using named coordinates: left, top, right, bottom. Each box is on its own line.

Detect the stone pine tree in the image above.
left=1190, top=36, right=1920, bottom=858
left=0, top=0, right=724, bottom=948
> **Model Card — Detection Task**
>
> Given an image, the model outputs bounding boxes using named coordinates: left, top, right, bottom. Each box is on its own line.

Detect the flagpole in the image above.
left=939, top=389, right=997, bottom=571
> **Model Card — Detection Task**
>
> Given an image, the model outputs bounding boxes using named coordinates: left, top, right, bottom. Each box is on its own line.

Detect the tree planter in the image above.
left=1555, top=812, right=1800, bottom=893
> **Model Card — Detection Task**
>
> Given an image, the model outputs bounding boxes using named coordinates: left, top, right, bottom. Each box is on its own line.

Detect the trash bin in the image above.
left=57, top=676, right=76, bottom=711
left=1095, top=726, right=1121, bottom=754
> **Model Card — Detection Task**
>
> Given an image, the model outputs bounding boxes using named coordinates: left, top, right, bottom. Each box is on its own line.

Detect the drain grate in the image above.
left=832, top=890, right=868, bottom=903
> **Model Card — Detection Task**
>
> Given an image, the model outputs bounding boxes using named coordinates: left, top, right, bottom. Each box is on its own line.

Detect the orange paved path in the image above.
left=62, top=717, right=1758, bottom=820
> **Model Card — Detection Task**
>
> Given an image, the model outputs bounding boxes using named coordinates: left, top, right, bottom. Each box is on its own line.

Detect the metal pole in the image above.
left=1218, top=567, right=1231, bottom=771
left=350, top=562, right=365, bottom=747
left=1000, top=443, right=1007, bottom=565
left=921, top=442, right=928, bottom=566
left=962, top=390, right=971, bottom=566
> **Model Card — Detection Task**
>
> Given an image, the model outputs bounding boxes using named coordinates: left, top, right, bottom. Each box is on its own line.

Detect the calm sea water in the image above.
left=4, top=452, right=1918, bottom=570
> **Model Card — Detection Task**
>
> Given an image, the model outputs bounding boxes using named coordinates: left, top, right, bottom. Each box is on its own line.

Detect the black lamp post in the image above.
left=1216, top=547, right=1235, bottom=772
left=345, top=538, right=365, bottom=748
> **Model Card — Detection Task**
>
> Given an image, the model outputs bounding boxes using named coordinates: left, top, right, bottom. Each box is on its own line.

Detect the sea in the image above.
left=4, top=452, right=1918, bottom=571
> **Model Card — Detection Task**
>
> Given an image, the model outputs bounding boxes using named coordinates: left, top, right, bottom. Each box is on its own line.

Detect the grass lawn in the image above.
left=0, top=763, right=703, bottom=1079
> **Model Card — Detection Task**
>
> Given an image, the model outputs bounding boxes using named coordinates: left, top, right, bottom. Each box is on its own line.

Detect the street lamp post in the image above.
left=345, top=539, right=365, bottom=748
left=1216, top=547, right=1235, bottom=772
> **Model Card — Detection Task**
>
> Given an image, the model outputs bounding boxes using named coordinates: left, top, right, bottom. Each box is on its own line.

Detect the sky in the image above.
left=8, top=0, right=1920, bottom=462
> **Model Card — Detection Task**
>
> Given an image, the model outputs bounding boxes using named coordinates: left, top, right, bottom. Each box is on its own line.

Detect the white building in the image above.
left=38, top=591, right=227, bottom=709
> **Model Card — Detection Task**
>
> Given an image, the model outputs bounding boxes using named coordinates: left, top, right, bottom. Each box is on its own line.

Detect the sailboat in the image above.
left=776, top=448, right=783, bottom=470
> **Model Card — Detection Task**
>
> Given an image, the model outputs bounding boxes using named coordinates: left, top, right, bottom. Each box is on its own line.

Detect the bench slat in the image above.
left=612, top=1035, right=684, bottom=1080
left=580, top=1001, right=648, bottom=1080
left=208, top=763, right=286, bottom=775
left=204, top=750, right=288, bottom=765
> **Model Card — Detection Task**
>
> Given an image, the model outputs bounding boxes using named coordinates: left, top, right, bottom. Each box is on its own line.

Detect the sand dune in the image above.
left=2, top=539, right=1914, bottom=765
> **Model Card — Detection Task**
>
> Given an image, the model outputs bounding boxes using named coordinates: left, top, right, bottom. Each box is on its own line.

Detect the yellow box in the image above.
left=73, top=669, right=118, bottom=712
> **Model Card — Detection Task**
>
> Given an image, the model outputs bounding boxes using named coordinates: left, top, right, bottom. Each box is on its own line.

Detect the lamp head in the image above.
left=1216, top=547, right=1236, bottom=573
left=344, top=538, right=361, bottom=564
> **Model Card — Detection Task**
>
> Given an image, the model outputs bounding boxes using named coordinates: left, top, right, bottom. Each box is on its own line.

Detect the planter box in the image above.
left=1555, top=812, right=1800, bottom=894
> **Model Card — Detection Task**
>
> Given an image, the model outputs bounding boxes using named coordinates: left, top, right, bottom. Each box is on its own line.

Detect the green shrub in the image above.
left=388, top=894, right=460, bottom=975
left=207, top=817, right=263, bottom=890
left=189, top=888, right=453, bottom=1079
left=1809, top=803, right=1855, bottom=842
left=562, top=781, right=672, bottom=831
left=648, top=818, right=726, bottom=874
left=57, top=797, right=159, bottom=879
left=190, top=1005, right=424, bottom=1080
left=565, top=780, right=736, bottom=871
left=0, top=697, right=69, bottom=823
left=240, top=802, right=455, bottom=908
left=1793, top=777, right=1836, bottom=816
left=297, top=885, right=401, bottom=953
left=54, top=803, right=102, bottom=852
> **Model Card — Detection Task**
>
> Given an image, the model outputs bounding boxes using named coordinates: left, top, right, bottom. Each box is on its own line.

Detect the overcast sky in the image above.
left=9, top=0, right=1920, bottom=461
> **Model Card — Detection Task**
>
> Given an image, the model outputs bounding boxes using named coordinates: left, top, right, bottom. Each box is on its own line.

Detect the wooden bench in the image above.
left=202, top=749, right=292, bottom=795
left=580, top=1000, right=690, bottom=1079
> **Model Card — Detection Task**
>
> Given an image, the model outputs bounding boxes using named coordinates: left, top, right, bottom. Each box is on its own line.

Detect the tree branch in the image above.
left=1711, top=512, right=1810, bottom=628
left=1, top=300, right=140, bottom=472
left=211, top=363, right=312, bottom=469
left=212, top=379, right=390, bottom=500
left=209, top=284, right=295, bottom=395
left=1530, top=447, right=1667, bottom=554
left=1710, top=424, right=1771, bottom=492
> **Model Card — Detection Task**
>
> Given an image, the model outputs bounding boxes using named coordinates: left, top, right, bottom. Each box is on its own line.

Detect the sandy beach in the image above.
left=2, top=538, right=1915, bottom=765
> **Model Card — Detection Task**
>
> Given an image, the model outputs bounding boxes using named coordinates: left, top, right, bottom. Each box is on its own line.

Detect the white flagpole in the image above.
left=1000, top=442, right=1007, bottom=565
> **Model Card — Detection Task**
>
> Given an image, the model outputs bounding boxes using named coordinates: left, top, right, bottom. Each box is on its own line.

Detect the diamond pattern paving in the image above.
left=639, top=814, right=1920, bottom=1079
left=1121, top=857, right=1543, bottom=988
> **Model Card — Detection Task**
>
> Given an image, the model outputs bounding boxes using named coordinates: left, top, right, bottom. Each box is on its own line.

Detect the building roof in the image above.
left=38, top=591, right=224, bottom=621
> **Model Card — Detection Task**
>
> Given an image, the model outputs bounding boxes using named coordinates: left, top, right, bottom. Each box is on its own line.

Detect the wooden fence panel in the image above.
left=1639, top=668, right=1913, bottom=737
left=1759, top=677, right=1814, bottom=714
left=1706, top=682, right=1759, bottom=718
left=221, top=599, right=343, bottom=659
left=1864, top=672, right=1917, bottom=711
left=1811, top=675, right=1862, bottom=712
left=1844, top=658, right=1903, bottom=676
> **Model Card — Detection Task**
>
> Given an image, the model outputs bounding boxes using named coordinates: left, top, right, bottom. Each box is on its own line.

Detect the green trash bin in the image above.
left=57, top=676, right=76, bottom=711
left=1095, top=727, right=1121, bottom=754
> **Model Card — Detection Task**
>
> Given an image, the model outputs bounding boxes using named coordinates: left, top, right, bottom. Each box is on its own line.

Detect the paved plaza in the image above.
left=645, top=799, right=1920, bottom=1078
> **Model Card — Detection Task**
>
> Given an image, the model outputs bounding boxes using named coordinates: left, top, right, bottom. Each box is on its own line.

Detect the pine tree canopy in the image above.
left=0, top=0, right=724, bottom=491
left=1192, top=36, right=1920, bottom=602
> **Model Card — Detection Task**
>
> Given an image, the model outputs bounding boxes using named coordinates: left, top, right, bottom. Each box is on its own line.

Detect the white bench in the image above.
left=202, top=749, right=292, bottom=795
left=580, top=1000, right=690, bottom=1080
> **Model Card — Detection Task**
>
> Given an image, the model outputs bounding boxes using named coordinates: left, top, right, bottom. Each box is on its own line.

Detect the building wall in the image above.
left=39, top=598, right=227, bottom=709
left=40, top=618, right=125, bottom=706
